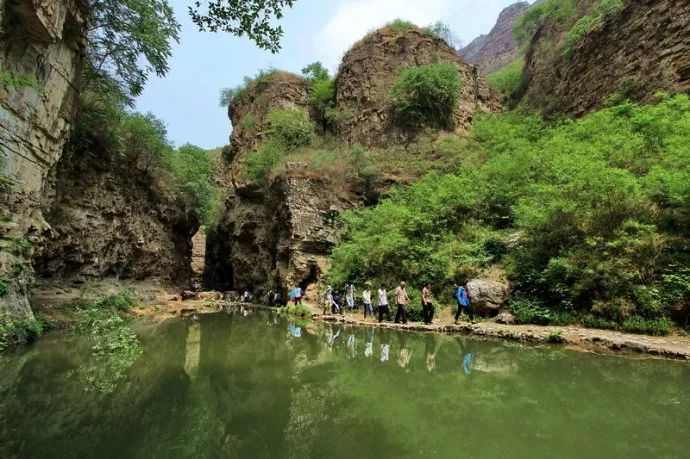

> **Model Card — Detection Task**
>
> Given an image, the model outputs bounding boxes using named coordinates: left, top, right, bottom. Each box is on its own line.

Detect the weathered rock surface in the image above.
left=34, top=146, right=198, bottom=284
left=205, top=170, right=354, bottom=300
left=467, top=279, right=508, bottom=314
left=334, top=26, right=501, bottom=146
left=521, top=0, right=690, bottom=116
left=459, top=2, right=530, bottom=74
left=226, top=72, right=310, bottom=184
left=0, top=0, right=86, bottom=319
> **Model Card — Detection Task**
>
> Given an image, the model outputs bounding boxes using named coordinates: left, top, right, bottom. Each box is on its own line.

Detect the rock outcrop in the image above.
left=226, top=72, right=310, bottom=183
left=0, top=0, right=86, bottom=319
left=520, top=0, right=690, bottom=116
left=459, top=2, right=530, bottom=74
left=205, top=169, right=353, bottom=300
left=34, top=146, right=198, bottom=284
left=467, top=279, right=508, bottom=315
left=334, top=26, right=500, bottom=147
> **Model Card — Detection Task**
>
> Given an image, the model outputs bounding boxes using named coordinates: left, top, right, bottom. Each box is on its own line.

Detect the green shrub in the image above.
left=267, top=108, right=315, bottom=149
left=245, top=141, right=285, bottom=181
left=622, top=315, right=672, bottom=336
left=324, top=107, right=355, bottom=125
left=510, top=300, right=553, bottom=325
left=302, top=61, right=335, bottom=123
left=583, top=314, right=619, bottom=330
left=388, top=19, right=417, bottom=33
left=0, top=68, right=39, bottom=89
left=546, top=330, right=565, bottom=343
left=96, top=289, right=137, bottom=311
left=424, top=21, right=461, bottom=49
left=0, top=276, right=7, bottom=296
left=168, top=144, right=219, bottom=226
left=390, top=62, right=461, bottom=129
left=487, top=57, right=524, bottom=98
left=513, top=0, right=577, bottom=46
left=563, top=15, right=601, bottom=56
left=219, top=68, right=283, bottom=115
left=0, top=310, right=45, bottom=351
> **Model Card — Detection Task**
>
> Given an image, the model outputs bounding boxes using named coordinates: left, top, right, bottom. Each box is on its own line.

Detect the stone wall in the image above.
left=0, top=0, right=86, bottom=319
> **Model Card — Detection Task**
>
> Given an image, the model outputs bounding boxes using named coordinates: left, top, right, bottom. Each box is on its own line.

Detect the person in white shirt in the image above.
left=377, top=283, right=391, bottom=323
left=362, top=282, right=375, bottom=319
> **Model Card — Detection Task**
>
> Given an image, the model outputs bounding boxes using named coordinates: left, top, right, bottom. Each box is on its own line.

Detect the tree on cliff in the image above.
left=85, top=0, right=296, bottom=102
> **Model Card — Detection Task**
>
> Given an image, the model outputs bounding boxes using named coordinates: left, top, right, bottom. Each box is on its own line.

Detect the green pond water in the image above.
left=1, top=308, right=689, bottom=459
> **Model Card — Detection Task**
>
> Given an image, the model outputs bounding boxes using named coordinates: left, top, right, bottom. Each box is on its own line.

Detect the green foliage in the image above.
left=168, top=144, right=219, bottom=225
left=424, top=21, right=462, bottom=49
left=390, top=62, right=461, bottom=129
left=328, top=95, right=690, bottom=329
left=563, top=0, right=624, bottom=56
left=487, top=57, right=524, bottom=98
left=86, top=0, right=180, bottom=101
left=546, top=330, right=565, bottom=343
left=267, top=108, right=315, bottom=149
left=95, top=290, right=137, bottom=311
left=278, top=304, right=312, bottom=318
left=302, top=62, right=335, bottom=122
left=245, top=141, right=284, bottom=181
left=0, top=68, right=39, bottom=89
left=120, top=112, right=173, bottom=171
left=219, top=67, right=283, bottom=114
left=324, top=107, right=355, bottom=125
left=621, top=315, right=672, bottom=336
left=387, top=19, right=417, bottom=33
left=513, top=0, right=577, bottom=46
left=0, top=276, right=6, bottom=297
left=189, top=0, right=296, bottom=53
left=0, top=310, right=45, bottom=351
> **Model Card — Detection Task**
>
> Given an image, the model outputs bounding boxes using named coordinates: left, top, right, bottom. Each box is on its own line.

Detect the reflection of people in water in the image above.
left=424, top=333, right=438, bottom=373
left=364, top=328, right=374, bottom=358
left=325, top=325, right=340, bottom=349
left=347, top=332, right=357, bottom=358
left=462, top=351, right=475, bottom=375
left=397, top=333, right=412, bottom=370
left=288, top=323, right=302, bottom=338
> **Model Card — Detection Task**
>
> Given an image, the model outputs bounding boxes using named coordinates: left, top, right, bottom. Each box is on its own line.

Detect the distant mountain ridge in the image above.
left=459, top=2, right=530, bottom=74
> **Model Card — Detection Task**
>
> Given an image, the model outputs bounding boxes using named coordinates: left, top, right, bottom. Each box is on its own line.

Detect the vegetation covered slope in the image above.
left=326, top=95, right=690, bottom=333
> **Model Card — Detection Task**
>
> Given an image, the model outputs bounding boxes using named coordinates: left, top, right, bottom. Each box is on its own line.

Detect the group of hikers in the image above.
left=320, top=281, right=474, bottom=325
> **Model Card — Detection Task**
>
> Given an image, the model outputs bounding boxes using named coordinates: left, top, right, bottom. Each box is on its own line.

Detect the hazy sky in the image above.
left=135, top=0, right=532, bottom=149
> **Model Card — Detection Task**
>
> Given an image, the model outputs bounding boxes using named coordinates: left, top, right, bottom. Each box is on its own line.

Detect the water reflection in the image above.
left=0, top=310, right=688, bottom=459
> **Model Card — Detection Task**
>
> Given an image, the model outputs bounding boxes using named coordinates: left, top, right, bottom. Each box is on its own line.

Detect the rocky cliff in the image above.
left=459, top=2, right=530, bottom=74
left=226, top=72, right=310, bottom=184
left=34, top=145, right=198, bottom=285
left=520, top=0, right=690, bottom=116
left=334, top=26, right=500, bottom=146
left=205, top=168, right=354, bottom=300
left=0, top=0, right=86, bottom=319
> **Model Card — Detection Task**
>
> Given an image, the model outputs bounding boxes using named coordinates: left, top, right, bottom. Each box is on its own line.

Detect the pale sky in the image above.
left=135, top=0, right=533, bottom=149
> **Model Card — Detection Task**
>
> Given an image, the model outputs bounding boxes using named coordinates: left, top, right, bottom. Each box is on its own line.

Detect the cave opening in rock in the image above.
left=299, top=264, right=320, bottom=299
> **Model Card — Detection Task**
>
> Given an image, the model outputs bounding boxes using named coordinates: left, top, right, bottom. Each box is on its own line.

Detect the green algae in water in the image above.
left=0, top=309, right=688, bottom=458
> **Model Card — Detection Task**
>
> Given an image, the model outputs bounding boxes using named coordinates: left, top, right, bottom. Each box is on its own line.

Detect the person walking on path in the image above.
left=394, top=281, right=410, bottom=324
left=454, top=283, right=474, bottom=323
left=345, top=283, right=356, bottom=312
left=363, top=282, right=375, bottom=319
left=422, top=283, right=434, bottom=324
left=377, top=283, right=391, bottom=323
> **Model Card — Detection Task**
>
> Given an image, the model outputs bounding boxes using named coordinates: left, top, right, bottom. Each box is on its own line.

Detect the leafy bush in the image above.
left=546, top=330, right=565, bottom=343
left=487, top=57, right=524, bottom=98
left=388, top=19, right=417, bottom=33
left=0, top=276, right=6, bottom=296
left=621, top=315, right=672, bottom=336
left=302, top=61, right=335, bottom=124
left=510, top=300, right=554, bottom=325
left=96, top=290, right=137, bottom=311
left=245, top=141, right=285, bottom=181
left=267, top=108, right=315, bottom=149
left=513, top=0, right=577, bottom=46
left=582, top=314, right=619, bottom=330
left=324, top=107, right=355, bottom=125
left=563, top=0, right=624, bottom=56
left=219, top=68, right=283, bottom=115
left=0, top=310, right=45, bottom=351
left=390, top=62, right=461, bottom=129
left=424, top=22, right=462, bottom=49
left=168, top=144, right=219, bottom=225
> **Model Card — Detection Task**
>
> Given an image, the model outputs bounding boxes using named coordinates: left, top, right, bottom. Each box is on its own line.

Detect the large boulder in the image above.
left=333, top=25, right=500, bottom=147
left=467, top=279, right=508, bottom=314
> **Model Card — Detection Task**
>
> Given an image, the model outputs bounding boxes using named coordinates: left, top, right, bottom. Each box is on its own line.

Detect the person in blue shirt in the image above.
left=292, top=285, right=303, bottom=305
left=454, top=283, right=474, bottom=323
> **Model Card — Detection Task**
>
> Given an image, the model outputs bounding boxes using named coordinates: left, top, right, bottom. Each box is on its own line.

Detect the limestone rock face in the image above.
left=467, top=279, right=508, bottom=314
left=459, top=2, right=530, bottom=74
left=205, top=171, right=353, bottom=301
left=0, top=0, right=86, bottom=319
left=334, top=27, right=500, bottom=147
left=521, top=0, right=690, bottom=116
left=34, top=147, right=198, bottom=284
left=227, top=72, right=310, bottom=182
